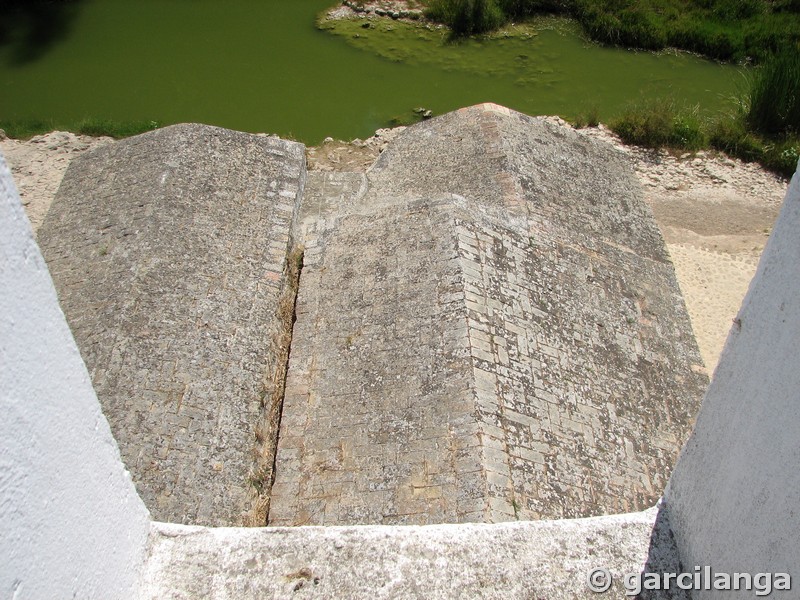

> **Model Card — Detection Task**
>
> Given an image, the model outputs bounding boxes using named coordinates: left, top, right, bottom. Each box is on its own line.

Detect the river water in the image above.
left=0, top=0, right=744, bottom=143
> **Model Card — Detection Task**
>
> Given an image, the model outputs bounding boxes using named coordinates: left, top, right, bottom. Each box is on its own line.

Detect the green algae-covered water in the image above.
left=0, top=0, right=745, bottom=144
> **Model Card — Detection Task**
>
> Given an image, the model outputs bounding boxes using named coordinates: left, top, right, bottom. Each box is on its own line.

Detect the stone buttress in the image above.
left=37, top=105, right=706, bottom=528
left=37, top=125, right=305, bottom=525
left=269, top=104, right=707, bottom=525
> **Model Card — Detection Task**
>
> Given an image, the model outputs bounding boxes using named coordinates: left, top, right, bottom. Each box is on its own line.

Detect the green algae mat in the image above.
left=0, top=0, right=744, bottom=144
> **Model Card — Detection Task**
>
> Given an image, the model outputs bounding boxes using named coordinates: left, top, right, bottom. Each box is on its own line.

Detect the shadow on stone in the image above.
left=635, top=502, right=691, bottom=600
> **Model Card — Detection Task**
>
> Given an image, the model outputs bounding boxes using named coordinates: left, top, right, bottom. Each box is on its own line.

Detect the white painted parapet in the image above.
left=666, top=160, right=800, bottom=597
left=138, top=507, right=671, bottom=599
left=0, top=154, right=151, bottom=599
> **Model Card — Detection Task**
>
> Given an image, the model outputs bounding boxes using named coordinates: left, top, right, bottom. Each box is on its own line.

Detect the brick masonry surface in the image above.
left=269, top=104, right=707, bottom=525
left=37, top=125, right=305, bottom=525
left=270, top=195, right=484, bottom=526
left=37, top=106, right=706, bottom=527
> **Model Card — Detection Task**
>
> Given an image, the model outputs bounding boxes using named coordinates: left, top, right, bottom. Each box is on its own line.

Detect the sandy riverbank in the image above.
left=1, top=122, right=789, bottom=374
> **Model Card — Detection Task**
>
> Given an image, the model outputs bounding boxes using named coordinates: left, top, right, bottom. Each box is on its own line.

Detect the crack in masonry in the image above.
left=246, top=246, right=304, bottom=526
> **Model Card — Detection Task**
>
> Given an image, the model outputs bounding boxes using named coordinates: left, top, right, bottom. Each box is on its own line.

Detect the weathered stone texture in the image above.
left=139, top=506, right=682, bottom=600
left=271, top=196, right=481, bottom=526
left=271, top=104, right=706, bottom=525
left=37, top=124, right=305, bottom=525
left=365, top=104, right=667, bottom=263
left=36, top=104, right=705, bottom=528
left=457, top=209, right=701, bottom=520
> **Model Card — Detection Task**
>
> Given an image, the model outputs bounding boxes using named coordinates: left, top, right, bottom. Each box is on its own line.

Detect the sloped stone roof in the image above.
left=270, top=104, right=706, bottom=525
left=38, top=124, right=306, bottom=525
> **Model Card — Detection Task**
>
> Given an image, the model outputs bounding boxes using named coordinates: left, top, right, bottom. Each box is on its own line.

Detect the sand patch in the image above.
left=667, top=244, right=759, bottom=373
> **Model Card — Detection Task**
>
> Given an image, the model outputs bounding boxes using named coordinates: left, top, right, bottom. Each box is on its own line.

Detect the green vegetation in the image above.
left=426, top=0, right=505, bottom=35
left=609, top=99, right=707, bottom=151
left=604, top=47, right=800, bottom=177
left=747, top=45, right=800, bottom=135
left=571, top=105, right=600, bottom=128
left=425, top=0, right=800, bottom=63
left=0, top=117, right=160, bottom=140
left=609, top=106, right=800, bottom=177
left=317, top=14, right=741, bottom=117
left=74, top=118, right=161, bottom=139
left=0, top=118, right=58, bottom=140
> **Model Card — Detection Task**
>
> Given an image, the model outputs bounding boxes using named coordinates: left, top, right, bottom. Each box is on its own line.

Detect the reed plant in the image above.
left=747, top=46, right=800, bottom=137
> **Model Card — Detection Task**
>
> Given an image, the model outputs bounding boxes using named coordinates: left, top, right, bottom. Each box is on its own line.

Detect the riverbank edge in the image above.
left=0, top=116, right=789, bottom=375
left=319, top=1, right=684, bottom=55
left=335, top=0, right=800, bottom=64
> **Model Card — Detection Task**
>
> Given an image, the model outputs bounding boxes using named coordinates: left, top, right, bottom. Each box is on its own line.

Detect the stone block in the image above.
left=270, top=105, right=705, bottom=525
left=37, top=124, right=306, bottom=526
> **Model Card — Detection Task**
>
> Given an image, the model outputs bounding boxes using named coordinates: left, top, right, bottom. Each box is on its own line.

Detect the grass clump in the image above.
left=610, top=99, right=707, bottom=151
left=571, top=105, right=600, bottom=128
left=422, top=0, right=800, bottom=63
left=499, top=0, right=571, bottom=18
left=75, top=118, right=160, bottom=139
left=747, top=45, right=800, bottom=136
left=425, top=0, right=505, bottom=35
left=0, top=118, right=58, bottom=140
left=761, top=140, right=800, bottom=175
left=606, top=47, right=800, bottom=178
left=0, top=117, right=161, bottom=140
left=609, top=99, right=800, bottom=177
left=711, top=122, right=799, bottom=174
left=708, top=116, right=763, bottom=162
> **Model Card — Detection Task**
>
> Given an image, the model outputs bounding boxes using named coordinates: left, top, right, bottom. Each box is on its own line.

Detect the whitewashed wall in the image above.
left=667, top=161, right=800, bottom=597
left=0, top=154, right=151, bottom=600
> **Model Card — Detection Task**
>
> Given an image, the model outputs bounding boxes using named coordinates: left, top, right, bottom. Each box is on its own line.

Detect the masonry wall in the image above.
left=666, top=162, right=800, bottom=597
left=271, top=104, right=707, bottom=525
left=0, top=155, right=151, bottom=599
left=37, top=125, right=305, bottom=525
left=457, top=206, right=703, bottom=520
left=270, top=196, right=484, bottom=525
left=375, top=106, right=705, bottom=521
